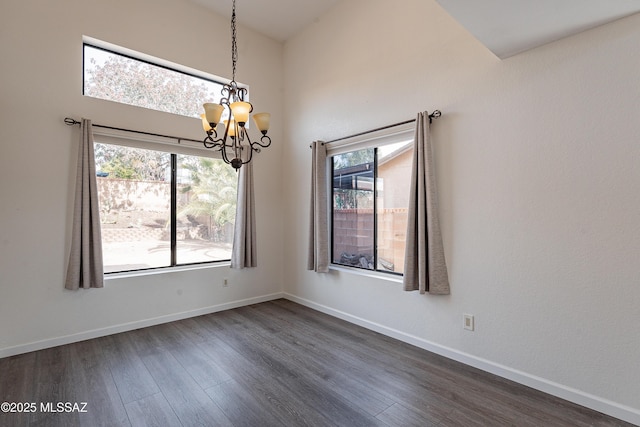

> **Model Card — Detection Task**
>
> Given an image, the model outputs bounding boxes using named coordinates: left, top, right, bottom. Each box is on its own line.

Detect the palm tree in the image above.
left=178, top=157, right=238, bottom=241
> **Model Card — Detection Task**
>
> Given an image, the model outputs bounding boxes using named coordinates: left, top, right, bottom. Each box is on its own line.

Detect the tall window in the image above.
left=82, top=38, right=239, bottom=273
left=83, top=42, right=229, bottom=119
left=331, top=137, right=413, bottom=275
left=95, top=140, right=237, bottom=273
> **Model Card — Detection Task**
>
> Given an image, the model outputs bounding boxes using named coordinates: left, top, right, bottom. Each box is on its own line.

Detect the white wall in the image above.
left=282, top=0, right=640, bottom=422
left=0, top=0, right=284, bottom=355
left=1, top=0, right=639, bottom=422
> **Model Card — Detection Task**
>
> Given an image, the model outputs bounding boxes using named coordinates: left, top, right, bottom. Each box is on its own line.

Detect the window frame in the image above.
left=93, top=127, right=237, bottom=275
left=327, top=122, right=415, bottom=277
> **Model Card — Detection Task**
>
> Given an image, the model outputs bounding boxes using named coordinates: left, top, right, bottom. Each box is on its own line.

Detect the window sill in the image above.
left=104, top=261, right=231, bottom=281
left=328, top=264, right=404, bottom=284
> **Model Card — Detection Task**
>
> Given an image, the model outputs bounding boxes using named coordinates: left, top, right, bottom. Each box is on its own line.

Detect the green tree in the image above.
left=333, top=147, right=374, bottom=169
left=95, top=143, right=170, bottom=180
left=85, top=49, right=219, bottom=118
left=178, top=157, right=237, bottom=240
left=333, top=148, right=374, bottom=209
left=86, top=49, right=219, bottom=179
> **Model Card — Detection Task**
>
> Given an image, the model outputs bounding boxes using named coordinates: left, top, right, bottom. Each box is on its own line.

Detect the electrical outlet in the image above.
left=223, top=278, right=229, bottom=287
left=463, top=314, right=474, bottom=331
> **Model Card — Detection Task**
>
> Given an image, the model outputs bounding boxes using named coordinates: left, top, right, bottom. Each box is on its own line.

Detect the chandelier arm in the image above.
left=251, top=134, right=272, bottom=149
left=239, top=144, right=254, bottom=165
left=220, top=139, right=234, bottom=165
left=203, top=135, right=217, bottom=149
left=220, top=85, right=232, bottom=105
left=241, top=126, right=254, bottom=147
left=228, top=129, right=245, bottom=170
left=241, top=127, right=270, bottom=151
left=203, top=130, right=225, bottom=149
left=237, top=87, right=248, bottom=103
left=260, top=135, right=272, bottom=147
left=215, top=115, right=234, bottom=161
left=202, top=116, right=232, bottom=148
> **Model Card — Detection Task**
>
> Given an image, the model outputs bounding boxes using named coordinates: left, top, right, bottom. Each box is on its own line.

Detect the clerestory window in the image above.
left=83, top=40, right=231, bottom=119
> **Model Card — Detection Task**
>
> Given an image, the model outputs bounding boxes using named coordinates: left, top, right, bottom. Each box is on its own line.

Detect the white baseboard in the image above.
left=283, top=293, right=640, bottom=426
left=0, top=292, right=284, bottom=359
left=2, top=291, right=637, bottom=425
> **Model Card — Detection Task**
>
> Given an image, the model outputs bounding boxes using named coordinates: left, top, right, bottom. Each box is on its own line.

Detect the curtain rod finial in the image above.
left=428, top=110, right=441, bottom=124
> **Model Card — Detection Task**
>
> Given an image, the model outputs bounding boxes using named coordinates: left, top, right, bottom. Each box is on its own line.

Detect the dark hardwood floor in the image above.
left=0, top=299, right=633, bottom=426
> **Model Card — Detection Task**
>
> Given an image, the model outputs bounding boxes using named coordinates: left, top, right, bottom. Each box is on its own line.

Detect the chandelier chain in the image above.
left=231, top=0, right=237, bottom=82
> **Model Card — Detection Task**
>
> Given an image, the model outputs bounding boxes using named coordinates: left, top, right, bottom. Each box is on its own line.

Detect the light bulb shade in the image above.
left=230, top=101, right=252, bottom=125
left=203, top=103, right=224, bottom=125
left=252, top=113, right=271, bottom=133
left=224, top=119, right=236, bottom=137
left=200, top=114, right=212, bottom=132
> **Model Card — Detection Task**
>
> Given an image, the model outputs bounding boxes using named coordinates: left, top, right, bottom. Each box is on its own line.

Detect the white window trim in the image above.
left=326, top=120, right=415, bottom=278
left=326, top=121, right=414, bottom=156
left=328, top=264, right=404, bottom=283
left=104, top=261, right=231, bottom=280
left=92, top=126, right=223, bottom=159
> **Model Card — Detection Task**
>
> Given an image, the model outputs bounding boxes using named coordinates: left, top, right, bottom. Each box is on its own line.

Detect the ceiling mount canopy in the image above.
left=201, top=0, right=271, bottom=170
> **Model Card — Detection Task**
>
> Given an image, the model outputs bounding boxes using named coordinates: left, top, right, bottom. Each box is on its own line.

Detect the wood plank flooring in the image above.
left=0, top=299, right=633, bottom=426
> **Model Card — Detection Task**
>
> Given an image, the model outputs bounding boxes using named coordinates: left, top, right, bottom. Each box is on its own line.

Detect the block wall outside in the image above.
left=332, top=208, right=407, bottom=273
left=377, top=208, right=407, bottom=273
left=96, top=178, right=232, bottom=244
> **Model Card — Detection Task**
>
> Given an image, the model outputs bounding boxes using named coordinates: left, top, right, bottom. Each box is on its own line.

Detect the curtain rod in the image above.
left=312, top=110, right=441, bottom=147
left=63, top=117, right=203, bottom=144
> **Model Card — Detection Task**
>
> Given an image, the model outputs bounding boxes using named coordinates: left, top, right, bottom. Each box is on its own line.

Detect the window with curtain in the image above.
left=329, top=123, right=414, bottom=275
left=93, top=130, right=237, bottom=273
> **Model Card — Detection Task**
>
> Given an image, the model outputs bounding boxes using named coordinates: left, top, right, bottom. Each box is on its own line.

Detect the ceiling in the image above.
left=435, top=0, right=640, bottom=58
left=191, top=0, right=640, bottom=58
left=189, top=0, right=341, bottom=42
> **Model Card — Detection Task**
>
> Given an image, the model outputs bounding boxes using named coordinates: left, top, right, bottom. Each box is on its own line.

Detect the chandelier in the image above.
left=201, top=0, right=271, bottom=170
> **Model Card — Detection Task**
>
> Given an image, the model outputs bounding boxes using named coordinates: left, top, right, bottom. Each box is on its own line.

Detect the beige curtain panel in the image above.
left=231, top=156, right=257, bottom=268
left=307, top=141, right=329, bottom=273
left=403, top=112, right=450, bottom=294
left=65, top=118, right=104, bottom=290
